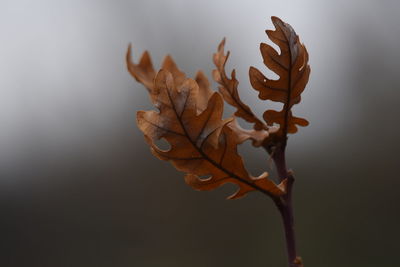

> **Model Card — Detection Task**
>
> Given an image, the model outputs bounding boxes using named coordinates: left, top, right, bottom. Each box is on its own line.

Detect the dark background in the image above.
left=1, top=0, right=400, bottom=266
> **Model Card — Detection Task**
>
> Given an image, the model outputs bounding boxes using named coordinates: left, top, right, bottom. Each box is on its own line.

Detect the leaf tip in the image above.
left=126, top=43, right=133, bottom=65
left=270, top=16, right=281, bottom=24
left=219, top=37, right=226, bottom=48
left=248, top=66, right=257, bottom=75
left=226, top=185, right=251, bottom=200
left=161, top=54, right=176, bottom=69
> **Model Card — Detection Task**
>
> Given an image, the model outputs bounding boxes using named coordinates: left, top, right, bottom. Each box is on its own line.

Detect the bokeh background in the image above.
left=1, top=0, right=400, bottom=266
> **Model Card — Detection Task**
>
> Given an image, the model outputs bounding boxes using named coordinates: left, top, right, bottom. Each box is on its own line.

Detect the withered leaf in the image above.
left=249, top=16, right=310, bottom=138
left=137, top=70, right=285, bottom=199
left=213, top=39, right=267, bottom=131
left=213, top=39, right=273, bottom=147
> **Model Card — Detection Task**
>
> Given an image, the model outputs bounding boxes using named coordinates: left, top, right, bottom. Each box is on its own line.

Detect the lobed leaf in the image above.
left=135, top=69, right=285, bottom=199
left=249, top=17, right=310, bottom=138
left=213, top=39, right=267, bottom=131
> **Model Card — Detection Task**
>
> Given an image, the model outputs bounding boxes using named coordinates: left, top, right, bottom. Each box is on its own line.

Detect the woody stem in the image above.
left=269, top=145, right=302, bottom=267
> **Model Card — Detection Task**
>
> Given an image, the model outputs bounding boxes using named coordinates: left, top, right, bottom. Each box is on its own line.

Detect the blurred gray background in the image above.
left=1, top=0, right=400, bottom=266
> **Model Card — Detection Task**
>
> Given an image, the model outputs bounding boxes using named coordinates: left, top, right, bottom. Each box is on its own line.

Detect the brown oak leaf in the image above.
left=136, top=70, right=285, bottom=199
left=249, top=16, right=310, bottom=139
left=213, top=39, right=273, bottom=146
left=213, top=38, right=267, bottom=131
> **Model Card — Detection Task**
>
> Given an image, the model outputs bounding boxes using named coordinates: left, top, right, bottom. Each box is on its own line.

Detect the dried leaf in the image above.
left=249, top=17, right=310, bottom=138
left=213, top=39, right=267, bottom=131
left=137, top=70, right=285, bottom=199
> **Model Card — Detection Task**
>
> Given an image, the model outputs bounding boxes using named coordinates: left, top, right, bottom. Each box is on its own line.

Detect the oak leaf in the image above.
left=249, top=16, right=310, bottom=139
left=213, top=39, right=273, bottom=146
left=135, top=69, right=285, bottom=199
left=213, top=39, right=267, bottom=131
